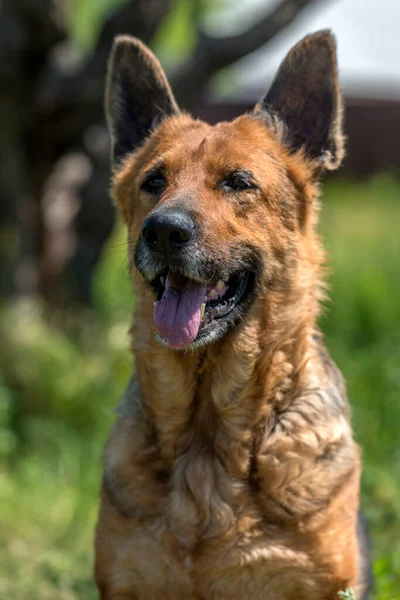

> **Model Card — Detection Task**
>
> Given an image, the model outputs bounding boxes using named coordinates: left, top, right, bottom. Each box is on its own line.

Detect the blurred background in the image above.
left=0, top=0, right=399, bottom=598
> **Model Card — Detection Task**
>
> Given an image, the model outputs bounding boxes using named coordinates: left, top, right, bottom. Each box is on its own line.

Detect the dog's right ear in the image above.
left=106, top=36, right=179, bottom=167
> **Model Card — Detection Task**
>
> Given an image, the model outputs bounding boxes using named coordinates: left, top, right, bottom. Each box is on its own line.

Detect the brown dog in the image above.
left=95, top=31, right=372, bottom=599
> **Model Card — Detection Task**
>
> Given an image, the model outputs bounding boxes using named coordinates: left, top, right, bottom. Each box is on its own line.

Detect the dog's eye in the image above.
left=141, top=173, right=166, bottom=193
left=220, top=171, right=257, bottom=193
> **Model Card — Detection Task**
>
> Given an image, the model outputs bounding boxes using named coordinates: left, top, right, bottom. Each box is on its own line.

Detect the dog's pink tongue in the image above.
left=153, top=272, right=207, bottom=349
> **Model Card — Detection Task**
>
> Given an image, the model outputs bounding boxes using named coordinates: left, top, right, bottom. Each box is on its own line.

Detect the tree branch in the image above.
left=172, top=0, right=326, bottom=108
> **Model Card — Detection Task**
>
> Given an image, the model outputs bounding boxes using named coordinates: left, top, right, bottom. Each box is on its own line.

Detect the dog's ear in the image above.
left=255, top=30, right=344, bottom=171
left=106, top=35, right=179, bottom=166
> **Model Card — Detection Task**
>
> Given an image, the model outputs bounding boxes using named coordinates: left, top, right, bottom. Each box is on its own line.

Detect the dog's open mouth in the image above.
left=152, top=270, right=250, bottom=349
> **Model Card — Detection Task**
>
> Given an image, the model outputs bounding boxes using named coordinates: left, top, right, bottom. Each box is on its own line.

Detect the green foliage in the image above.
left=67, top=0, right=204, bottom=62
left=0, top=374, right=16, bottom=458
left=69, top=0, right=128, bottom=51
left=152, top=0, right=199, bottom=67
left=0, top=226, right=132, bottom=600
left=0, top=174, right=399, bottom=599
left=338, top=589, right=357, bottom=600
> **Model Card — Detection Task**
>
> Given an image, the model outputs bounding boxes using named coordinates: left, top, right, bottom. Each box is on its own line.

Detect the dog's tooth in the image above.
left=215, top=280, right=225, bottom=292
left=160, top=276, right=165, bottom=286
left=200, top=303, right=206, bottom=319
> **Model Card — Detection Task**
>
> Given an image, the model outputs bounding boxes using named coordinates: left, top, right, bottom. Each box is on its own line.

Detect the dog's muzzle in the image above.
left=136, top=208, right=256, bottom=350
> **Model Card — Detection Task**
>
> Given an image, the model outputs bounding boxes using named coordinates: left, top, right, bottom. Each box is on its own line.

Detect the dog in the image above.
left=95, top=30, right=372, bottom=599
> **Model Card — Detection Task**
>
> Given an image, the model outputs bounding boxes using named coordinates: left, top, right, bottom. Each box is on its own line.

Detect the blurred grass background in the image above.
left=0, top=174, right=399, bottom=599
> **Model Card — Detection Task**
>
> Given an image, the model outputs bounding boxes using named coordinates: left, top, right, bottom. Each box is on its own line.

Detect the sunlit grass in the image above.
left=0, top=174, right=399, bottom=599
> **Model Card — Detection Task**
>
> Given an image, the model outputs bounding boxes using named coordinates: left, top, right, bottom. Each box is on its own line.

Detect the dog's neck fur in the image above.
left=131, top=251, right=324, bottom=462
left=127, top=256, right=341, bottom=544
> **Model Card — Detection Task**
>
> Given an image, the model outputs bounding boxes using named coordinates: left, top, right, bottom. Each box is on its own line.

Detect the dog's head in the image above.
left=106, top=31, right=344, bottom=350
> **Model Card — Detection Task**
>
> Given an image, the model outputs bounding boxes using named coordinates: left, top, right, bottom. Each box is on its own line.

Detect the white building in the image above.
left=206, top=0, right=400, bottom=100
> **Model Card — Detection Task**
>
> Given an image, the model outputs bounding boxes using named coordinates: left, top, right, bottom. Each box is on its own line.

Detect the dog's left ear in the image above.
left=255, top=30, right=344, bottom=171
left=106, top=35, right=179, bottom=167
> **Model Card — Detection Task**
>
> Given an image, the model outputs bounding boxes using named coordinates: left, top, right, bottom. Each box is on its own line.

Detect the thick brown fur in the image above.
left=95, top=32, right=370, bottom=599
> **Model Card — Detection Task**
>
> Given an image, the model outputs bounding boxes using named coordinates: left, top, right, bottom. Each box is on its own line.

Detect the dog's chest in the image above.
left=102, top=458, right=350, bottom=600
left=123, top=447, right=302, bottom=594
left=100, top=365, right=356, bottom=598
left=113, top=488, right=316, bottom=600
left=99, top=384, right=358, bottom=598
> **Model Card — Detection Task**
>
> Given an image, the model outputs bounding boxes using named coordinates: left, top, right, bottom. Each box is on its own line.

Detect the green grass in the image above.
left=338, top=590, right=357, bottom=600
left=0, top=173, right=399, bottom=599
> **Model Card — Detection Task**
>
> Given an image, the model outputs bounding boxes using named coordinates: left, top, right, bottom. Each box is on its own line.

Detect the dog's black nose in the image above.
left=142, top=211, right=195, bottom=250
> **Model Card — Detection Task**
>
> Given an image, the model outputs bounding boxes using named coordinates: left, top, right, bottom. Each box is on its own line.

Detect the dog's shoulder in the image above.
left=254, top=328, right=358, bottom=521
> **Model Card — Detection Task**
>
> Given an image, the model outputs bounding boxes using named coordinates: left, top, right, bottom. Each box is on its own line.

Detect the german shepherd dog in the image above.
left=95, top=31, right=372, bottom=599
